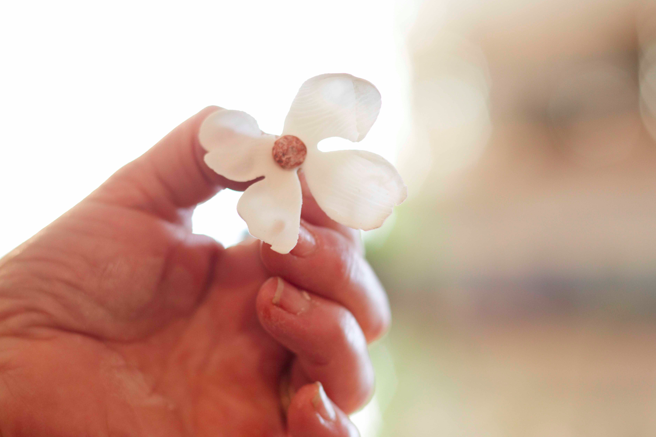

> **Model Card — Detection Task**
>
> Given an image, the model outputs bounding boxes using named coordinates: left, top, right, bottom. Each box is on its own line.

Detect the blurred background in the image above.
left=2, top=0, right=656, bottom=435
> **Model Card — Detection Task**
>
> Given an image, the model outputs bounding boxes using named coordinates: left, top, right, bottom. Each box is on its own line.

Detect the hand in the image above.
left=0, top=108, right=390, bottom=437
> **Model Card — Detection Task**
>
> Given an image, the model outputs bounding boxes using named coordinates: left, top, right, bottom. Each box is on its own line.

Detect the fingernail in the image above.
left=291, top=224, right=316, bottom=257
left=272, top=278, right=311, bottom=315
left=312, top=382, right=336, bottom=421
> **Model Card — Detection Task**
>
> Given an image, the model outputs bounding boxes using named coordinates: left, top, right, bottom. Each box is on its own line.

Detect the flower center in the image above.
left=272, top=135, right=307, bottom=170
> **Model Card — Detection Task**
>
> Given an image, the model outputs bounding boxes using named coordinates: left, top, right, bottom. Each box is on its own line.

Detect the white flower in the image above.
left=198, top=73, right=407, bottom=254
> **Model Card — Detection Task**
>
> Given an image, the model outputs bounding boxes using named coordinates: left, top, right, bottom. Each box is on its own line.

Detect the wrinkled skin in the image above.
left=0, top=108, right=388, bottom=437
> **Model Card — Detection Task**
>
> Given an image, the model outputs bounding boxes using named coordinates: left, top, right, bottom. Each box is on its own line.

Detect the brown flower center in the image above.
left=272, top=135, right=307, bottom=170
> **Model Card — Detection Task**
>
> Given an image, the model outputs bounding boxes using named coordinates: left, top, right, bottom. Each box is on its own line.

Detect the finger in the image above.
left=257, top=278, right=374, bottom=413
left=91, top=106, right=255, bottom=224
left=298, top=171, right=362, bottom=251
left=287, top=383, right=360, bottom=437
left=261, top=221, right=390, bottom=343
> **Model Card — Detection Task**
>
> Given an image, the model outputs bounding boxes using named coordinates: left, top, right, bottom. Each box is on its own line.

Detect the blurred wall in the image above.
left=369, top=0, right=656, bottom=435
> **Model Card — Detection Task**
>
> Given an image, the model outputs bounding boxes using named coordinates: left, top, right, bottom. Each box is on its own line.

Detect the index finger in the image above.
left=298, top=171, right=363, bottom=253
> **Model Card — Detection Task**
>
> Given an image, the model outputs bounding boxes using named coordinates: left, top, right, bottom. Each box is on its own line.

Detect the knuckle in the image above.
left=334, top=308, right=366, bottom=351
left=314, top=308, right=365, bottom=365
left=354, top=373, right=376, bottom=411
left=343, top=357, right=376, bottom=414
left=330, top=242, right=358, bottom=291
left=366, top=308, right=391, bottom=343
left=325, top=310, right=376, bottom=413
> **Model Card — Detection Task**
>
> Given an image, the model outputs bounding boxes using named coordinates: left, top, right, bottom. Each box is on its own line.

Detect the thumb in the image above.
left=90, top=106, right=252, bottom=223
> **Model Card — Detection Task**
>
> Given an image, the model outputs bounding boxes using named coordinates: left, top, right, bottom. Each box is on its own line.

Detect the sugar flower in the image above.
left=198, top=73, right=407, bottom=254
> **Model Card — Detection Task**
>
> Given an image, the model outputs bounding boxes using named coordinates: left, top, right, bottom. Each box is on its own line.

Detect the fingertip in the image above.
left=195, top=105, right=223, bottom=125
left=255, top=276, right=279, bottom=321
left=365, top=303, right=392, bottom=344
left=256, top=277, right=314, bottom=341
left=288, top=383, right=359, bottom=437
left=298, top=171, right=362, bottom=247
left=256, top=277, right=375, bottom=414
left=298, top=171, right=333, bottom=226
left=259, top=224, right=389, bottom=345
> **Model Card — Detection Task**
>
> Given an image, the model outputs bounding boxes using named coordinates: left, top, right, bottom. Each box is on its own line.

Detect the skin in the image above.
left=0, top=107, right=390, bottom=437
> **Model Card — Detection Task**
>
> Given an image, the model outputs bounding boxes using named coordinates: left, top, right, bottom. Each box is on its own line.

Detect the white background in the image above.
left=0, top=1, right=413, bottom=434
left=0, top=0, right=411, bottom=255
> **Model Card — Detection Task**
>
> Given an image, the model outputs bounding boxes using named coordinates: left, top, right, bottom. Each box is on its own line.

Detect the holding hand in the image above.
left=0, top=107, right=390, bottom=437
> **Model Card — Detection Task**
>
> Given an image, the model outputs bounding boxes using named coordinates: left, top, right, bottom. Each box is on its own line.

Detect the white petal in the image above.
left=199, top=109, right=275, bottom=182
left=237, top=169, right=302, bottom=254
left=303, top=150, right=407, bottom=230
left=283, top=74, right=382, bottom=146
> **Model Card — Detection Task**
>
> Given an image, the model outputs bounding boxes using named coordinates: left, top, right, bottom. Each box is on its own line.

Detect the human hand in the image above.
left=0, top=107, right=390, bottom=437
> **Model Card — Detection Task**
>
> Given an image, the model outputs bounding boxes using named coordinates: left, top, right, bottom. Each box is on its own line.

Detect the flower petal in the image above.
left=282, top=74, right=382, bottom=146
left=199, top=109, right=275, bottom=182
left=303, top=150, right=407, bottom=230
left=237, top=169, right=303, bottom=254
